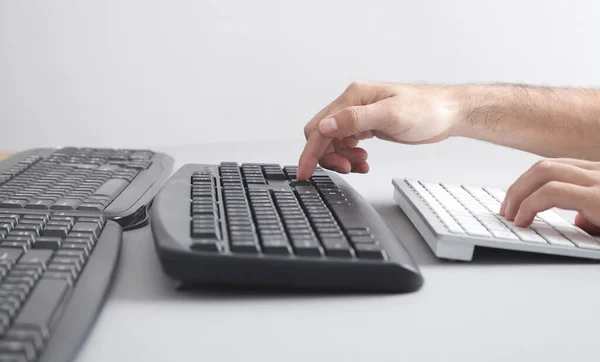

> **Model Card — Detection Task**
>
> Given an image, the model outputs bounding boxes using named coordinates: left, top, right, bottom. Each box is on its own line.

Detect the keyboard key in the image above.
left=92, top=179, right=129, bottom=199
left=558, top=228, right=600, bottom=250
left=0, top=340, right=37, bottom=361
left=0, top=248, right=24, bottom=268
left=13, top=278, right=70, bottom=336
left=32, top=237, right=62, bottom=250
left=230, top=241, right=260, bottom=254
left=354, top=243, right=385, bottom=259
left=5, top=328, right=46, bottom=351
left=41, top=226, right=69, bottom=238
left=261, top=240, right=291, bottom=255
left=25, top=199, right=54, bottom=209
left=18, top=250, right=53, bottom=268
left=71, top=222, right=100, bottom=237
left=0, top=200, right=27, bottom=209
left=78, top=203, right=104, bottom=211
left=322, top=238, right=353, bottom=257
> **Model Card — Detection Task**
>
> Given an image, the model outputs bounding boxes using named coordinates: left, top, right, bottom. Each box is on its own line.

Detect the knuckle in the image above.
left=541, top=180, right=563, bottom=195
left=346, top=81, right=364, bottom=93
left=532, top=159, right=555, bottom=176
left=303, top=124, right=312, bottom=138
left=343, top=106, right=361, bottom=131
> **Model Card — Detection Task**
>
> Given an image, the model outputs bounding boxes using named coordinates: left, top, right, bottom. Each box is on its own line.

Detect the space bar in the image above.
left=14, top=278, right=70, bottom=335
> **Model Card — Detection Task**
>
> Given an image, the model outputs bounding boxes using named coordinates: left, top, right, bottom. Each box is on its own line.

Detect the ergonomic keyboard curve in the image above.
left=0, top=147, right=174, bottom=229
left=151, top=162, right=424, bottom=293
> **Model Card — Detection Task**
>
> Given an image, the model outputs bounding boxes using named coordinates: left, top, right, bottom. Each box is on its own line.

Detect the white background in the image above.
left=2, top=0, right=600, bottom=151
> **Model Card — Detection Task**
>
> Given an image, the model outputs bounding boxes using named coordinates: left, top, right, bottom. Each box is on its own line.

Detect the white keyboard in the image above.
left=392, top=178, right=600, bottom=261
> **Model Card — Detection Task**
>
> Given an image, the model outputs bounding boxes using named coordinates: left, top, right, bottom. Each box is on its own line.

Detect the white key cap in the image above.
left=558, top=229, right=600, bottom=250
left=509, top=226, right=547, bottom=244
left=466, top=227, right=492, bottom=237
left=491, top=230, right=520, bottom=240
left=541, top=234, right=575, bottom=247
left=537, top=210, right=573, bottom=228
left=483, top=187, right=506, bottom=201
left=446, top=223, right=466, bottom=234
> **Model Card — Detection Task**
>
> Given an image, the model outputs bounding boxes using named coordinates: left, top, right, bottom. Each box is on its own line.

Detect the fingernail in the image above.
left=319, top=117, right=338, bottom=135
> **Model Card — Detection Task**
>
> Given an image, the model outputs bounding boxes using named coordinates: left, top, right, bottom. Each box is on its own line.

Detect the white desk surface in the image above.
left=75, top=138, right=600, bottom=362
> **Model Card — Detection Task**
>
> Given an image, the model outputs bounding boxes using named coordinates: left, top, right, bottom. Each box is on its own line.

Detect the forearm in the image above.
left=450, top=84, right=600, bottom=160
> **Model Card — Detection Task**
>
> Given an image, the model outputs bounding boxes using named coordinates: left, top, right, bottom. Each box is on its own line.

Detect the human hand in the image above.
left=500, top=158, right=600, bottom=235
left=296, top=82, right=462, bottom=180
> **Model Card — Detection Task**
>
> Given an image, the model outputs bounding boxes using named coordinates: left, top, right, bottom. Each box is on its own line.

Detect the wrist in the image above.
left=444, top=85, right=475, bottom=138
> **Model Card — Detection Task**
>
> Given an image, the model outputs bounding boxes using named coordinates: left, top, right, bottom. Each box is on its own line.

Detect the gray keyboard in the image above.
left=392, top=178, right=600, bottom=261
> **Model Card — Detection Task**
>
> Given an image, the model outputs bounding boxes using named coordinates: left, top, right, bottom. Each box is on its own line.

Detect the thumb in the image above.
left=317, top=99, right=392, bottom=139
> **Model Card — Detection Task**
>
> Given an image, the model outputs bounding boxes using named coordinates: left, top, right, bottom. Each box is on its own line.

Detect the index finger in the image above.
left=297, top=130, right=333, bottom=180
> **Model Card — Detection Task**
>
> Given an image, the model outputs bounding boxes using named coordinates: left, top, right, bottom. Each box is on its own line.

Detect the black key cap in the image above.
left=18, top=250, right=53, bottom=268
left=0, top=340, right=36, bottom=361
left=92, top=179, right=128, bottom=199
left=50, top=256, right=82, bottom=271
left=330, top=205, right=364, bottom=228
left=190, top=239, right=221, bottom=252
left=32, top=237, right=62, bottom=250
left=43, top=272, right=74, bottom=284
left=354, top=243, right=386, bottom=260
left=349, top=235, right=376, bottom=244
left=41, top=226, right=68, bottom=238
left=0, top=219, right=16, bottom=228
left=230, top=241, right=260, bottom=253
left=0, top=248, right=24, bottom=268
left=61, top=243, right=90, bottom=255
left=49, top=216, right=75, bottom=225
left=322, top=238, right=353, bottom=257
left=0, top=289, right=25, bottom=303
left=291, top=239, right=323, bottom=256
left=0, top=265, right=9, bottom=278
left=0, top=224, right=12, bottom=233
left=71, top=222, right=100, bottom=237
left=5, top=328, right=45, bottom=351
left=47, top=264, right=78, bottom=280
left=0, top=285, right=29, bottom=301
left=67, top=232, right=95, bottom=242
left=295, top=186, right=318, bottom=195
left=6, top=231, right=35, bottom=238
left=262, top=240, right=291, bottom=255
left=0, top=302, right=18, bottom=318
left=0, top=200, right=27, bottom=209
left=18, top=219, right=44, bottom=228
left=77, top=203, right=105, bottom=211
left=21, top=215, right=48, bottom=223
left=45, top=220, right=72, bottom=229
left=9, top=268, right=41, bottom=282
left=54, top=249, right=87, bottom=264
left=289, top=181, right=313, bottom=187
left=25, top=199, right=54, bottom=209
left=13, top=224, right=40, bottom=236
left=346, top=228, right=372, bottom=236
left=0, top=310, right=10, bottom=328
left=3, top=276, right=36, bottom=289
left=14, top=278, right=70, bottom=336
left=52, top=198, right=81, bottom=210
left=2, top=240, right=30, bottom=251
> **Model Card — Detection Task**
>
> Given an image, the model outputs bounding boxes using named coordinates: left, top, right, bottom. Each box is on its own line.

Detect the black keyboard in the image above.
left=0, top=147, right=174, bottom=228
left=0, top=210, right=121, bottom=362
left=150, top=163, right=424, bottom=293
